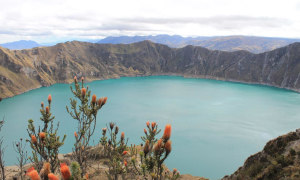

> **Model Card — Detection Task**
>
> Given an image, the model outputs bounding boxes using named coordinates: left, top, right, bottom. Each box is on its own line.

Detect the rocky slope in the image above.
left=1, top=40, right=300, bottom=98
left=222, top=129, right=300, bottom=180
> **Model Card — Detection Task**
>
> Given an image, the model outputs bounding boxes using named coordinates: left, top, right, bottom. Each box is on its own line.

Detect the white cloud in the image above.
left=0, top=0, right=299, bottom=43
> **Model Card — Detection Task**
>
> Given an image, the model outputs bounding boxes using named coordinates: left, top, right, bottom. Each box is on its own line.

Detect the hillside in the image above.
left=223, top=129, right=300, bottom=180
left=1, top=40, right=300, bottom=98
left=97, top=35, right=300, bottom=53
left=0, top=40, right=41, bottom=50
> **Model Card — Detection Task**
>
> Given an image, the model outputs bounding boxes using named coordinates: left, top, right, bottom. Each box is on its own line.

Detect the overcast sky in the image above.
left=0, top=0, right=299, bottom=43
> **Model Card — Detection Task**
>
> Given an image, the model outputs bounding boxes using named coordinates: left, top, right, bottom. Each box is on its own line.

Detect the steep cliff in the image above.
left=223, top=129, right=300, bottom=180
left=0, top=40, right=300, bottom=98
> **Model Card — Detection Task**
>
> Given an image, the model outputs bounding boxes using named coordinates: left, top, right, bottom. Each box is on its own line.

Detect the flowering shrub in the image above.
left=27, top=94, right=66, bottom=173
left=66, top=76, right=107, bottom=175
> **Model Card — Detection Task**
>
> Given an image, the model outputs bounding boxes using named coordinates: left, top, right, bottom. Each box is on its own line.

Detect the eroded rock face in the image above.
left=222, top=129, right=300, bottom=180
left=0, top=40, right=300, bottom=98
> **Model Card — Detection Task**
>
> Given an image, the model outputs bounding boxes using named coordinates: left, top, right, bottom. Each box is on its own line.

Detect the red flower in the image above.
left=162, top=124, right=172, bottom=141
left=124, top=159, right=128, bottom=167
left=48, top=94, right=52, bottom=104
left=60, top=163, right=71, bottom=180
left=81, top=88, right=86, bottom=98
left=122, top=151, right=128, bottom=155
left=39, top=132, right=46, bottom=140
left=146, top=121, right=150, bottom=127
left=48, top=173, right=59, bottom=180
left=31, top=135, right=37, bottom=144
left=26, top=167, right=40, bottom=180
left=85, top=173, right=89, bottom=180
left=92, top=94, right=97, bottom=105
left=45, top=106, right=50, bottom=114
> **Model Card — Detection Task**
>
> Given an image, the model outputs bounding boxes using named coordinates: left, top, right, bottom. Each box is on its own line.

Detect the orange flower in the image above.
left=151, top=122, right=156, bottom=129
left=48, top=94, right=52, bottom=104
left=144, top=140, right=150, bottom=155
left=165, top=140, right=172, bottom=155
left=81, top=88, right=86, bottom=98
left=31, top=135, right=37, bottom=144
left=41, top=101, right=44, bottom=108
left=74, top=131, right=78, bottom=138
left=157, top=139, right=162, bottom=148
left=144, top=128, right=147, bottom=135
left=153, top=129, right=157, bottom=134
left=173, top=168, right=177, bottom=174
left=162, top=124, right=172, bottom=141
left=103, top=97, right=108, bottom=105
left=60, top=163, right=71, bottom=180
left=27, top=167, right=40, bottom=180
left=85, top=173, right=89, bottom=180
left=146, top=121, right=150, bottom=127
left=45, top=106, right=50, bottom=114
left=92, top=94, right=97, bottom=105
left=39, top=132, right=46, bottom=140
left=122, top=151, right=128, bottom=155
left=124, top=159, right=127, bottom=167
left=121, top=132, right=125, bottom=140
left=48, top=173, right=59, bottom=180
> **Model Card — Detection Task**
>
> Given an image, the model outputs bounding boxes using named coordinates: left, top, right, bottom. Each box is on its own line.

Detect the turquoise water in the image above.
left=1, top=76, right=300, bottom=179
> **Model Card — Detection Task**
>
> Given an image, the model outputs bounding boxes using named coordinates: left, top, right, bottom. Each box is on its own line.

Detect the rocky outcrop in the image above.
left=222, top=129, right=300, bottom=180
left=1, top=40, right=300, bottom=98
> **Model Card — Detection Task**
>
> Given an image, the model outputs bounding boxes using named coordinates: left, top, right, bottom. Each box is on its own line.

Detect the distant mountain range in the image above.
left=0, top=40, right=41, bottom=50
left=1, top=35, right=299, bottom=53
left=97, top=35, right=300, bottom=53
left=1, top=40, right=300, bottom=98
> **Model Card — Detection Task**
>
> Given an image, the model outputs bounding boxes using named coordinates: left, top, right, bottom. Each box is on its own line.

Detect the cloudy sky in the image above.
left=0, top=0, right=299, bottom=43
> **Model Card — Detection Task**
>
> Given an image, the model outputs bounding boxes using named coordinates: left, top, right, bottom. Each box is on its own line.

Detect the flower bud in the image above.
left=39, top=132, right=46, bottom=140
left=162, top=124, right=171, bottom=141
left=124, top=159, right=127, bottom=167
left=144, top=140, right=150, bottom=155
left=173, top=168, right=177, bottom=175
left=108, top=139, right=112, bottom=145
left=81, top=77, right=84, bottom=82
left=151, top=122, right=156, bottom=129
left=146, top=121, right=150, bottom=127
left=115, top=126, right=119, bottom=135
left=110, top=122, right=114, bottom=130
left=153, top=129, right=157, bottom=134
left=165, top=140, right=172, bottom=156
left=81, top=88, right=86, bottom=98
left=122, top=151, right=128, bottom=155
left=45, top=106, right=50, bottom=114
left=102, top=128, right=107, bottom=135
left=121, top=132, right=125, bottom=140
left=144, top=128, right=147, bottom=135
left=31, top=135, right=37, bottom=144
left=97, top=98, right=103, bottom=106
left=41, top=101, right=44, bottom=108
left=92, top=94, right=97, bottom=105
left=74, top=76, right=78, bottom=83
left=102, top=97, right=107, bottom=105
left=85, top=173, right=89, bottom=180
left=48, top=94, right=52, bottom=104
left=74, top=132, right=78, bottom=138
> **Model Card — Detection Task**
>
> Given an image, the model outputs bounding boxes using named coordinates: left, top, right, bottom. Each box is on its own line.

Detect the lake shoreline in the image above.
left=2, top=73, right=299, bottom=100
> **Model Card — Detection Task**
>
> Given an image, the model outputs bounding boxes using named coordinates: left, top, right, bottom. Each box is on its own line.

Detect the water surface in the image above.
left=1, top=76, right=300, bottom=179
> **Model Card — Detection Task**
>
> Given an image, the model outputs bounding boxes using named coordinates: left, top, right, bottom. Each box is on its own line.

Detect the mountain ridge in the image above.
left=1, top=40, right=300, bottom=98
